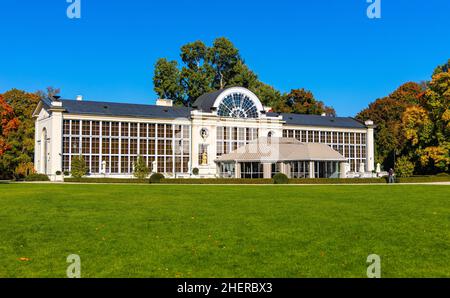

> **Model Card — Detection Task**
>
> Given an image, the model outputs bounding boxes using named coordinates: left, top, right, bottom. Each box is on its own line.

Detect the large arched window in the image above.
left=217, top=92, right=259, bottom=119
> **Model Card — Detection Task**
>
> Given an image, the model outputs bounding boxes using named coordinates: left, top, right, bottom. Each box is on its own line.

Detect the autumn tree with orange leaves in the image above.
left=0, top=95, right=20, bottom=156
left=0, top=89, right=41, bottom=179
left=357, top=60, right=450, bottom=174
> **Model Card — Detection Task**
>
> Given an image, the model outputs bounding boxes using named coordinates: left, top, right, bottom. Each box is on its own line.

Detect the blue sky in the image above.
left=0, top=0, right=449, bottom=116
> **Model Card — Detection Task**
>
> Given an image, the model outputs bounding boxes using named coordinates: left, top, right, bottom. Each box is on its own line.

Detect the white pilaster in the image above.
left=365, top=120, right=375, bottom=172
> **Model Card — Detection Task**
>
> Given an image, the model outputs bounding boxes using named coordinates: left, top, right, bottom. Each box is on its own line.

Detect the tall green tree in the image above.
left=209, top=37, right=241, bottom=89
left=153, top=58, right=184, bottom=105
left=180, top=41, right=214, bottom=104
left=152, top=37, right=335, bottom=115
left=274, top=89, right=336, bottom=116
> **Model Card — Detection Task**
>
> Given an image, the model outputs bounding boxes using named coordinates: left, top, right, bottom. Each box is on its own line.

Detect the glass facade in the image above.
left=241, top=162, right=264, bottom=179
left=62, top=120, right=190, bottom=175
left=217, top=93, right=259, bottom=118
left=216, top=127, right=259, bottom=157
left=283, top=129, right=367, bottom=172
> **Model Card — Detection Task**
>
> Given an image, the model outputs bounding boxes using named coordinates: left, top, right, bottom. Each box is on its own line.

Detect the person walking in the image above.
left=388, top=168, right=395, bottom=184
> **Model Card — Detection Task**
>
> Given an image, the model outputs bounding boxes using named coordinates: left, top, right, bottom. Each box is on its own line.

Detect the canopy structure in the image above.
left=215, top=137, right=347, bottom=179
left=216, top=137, right=347, bottom=163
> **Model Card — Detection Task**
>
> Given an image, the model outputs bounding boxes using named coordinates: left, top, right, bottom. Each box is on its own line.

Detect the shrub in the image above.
left=395, top=176, right=450, bottom=183
left=290, top=178, right=386, bottom=184
left=71, top=155, right=87, bottom=178
left=192, top=168, right=199, bottom=176
left=160, top=178, right=387, bottom=185
left=65, top=178, right=147, bottom=184
left=150, top=173, right=165, bottom=184
left=63, top=171, right=70, bottom=176
left=56, top=171, right=62, bottom=175
left=133, top=155, right=150, bottom=179
left=273, top=173, right=289, bottom=184
left=160, top=178, right=273, bottom=184
left=14, top=162, right=36, bottom=180
left=395, top=156, right=415, bottom=178
left=436, top=172, right=449, bottom=176
left=24, top=174, right=50, bottom=182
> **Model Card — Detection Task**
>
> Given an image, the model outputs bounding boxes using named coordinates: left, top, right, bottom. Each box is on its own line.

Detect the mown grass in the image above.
left=0, top=184, right=449, bottom=277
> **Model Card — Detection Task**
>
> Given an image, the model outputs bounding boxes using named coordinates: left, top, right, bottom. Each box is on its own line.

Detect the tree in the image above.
left=0, top=90, right=40, bottom=179
left=275, top=89, right=336, bottom=116
left=402, top=70, right=450, bottom=173
left=433, top=59, right=450, bottom=75
left=153, top=58, right=184, bottom=105
left=133, top=155, right=150, bottom=179
left=152, top=37, right=335, bottom=114
left=395, top=156, right=415, bottom=177
left=180, top=41, right=214, bottom=104
left=402, top=106, right=433, bottom=146
left=0, top=95, right=20, bottom=157
left=36, top=86, right=61, bottom=101
left=251, top=82, right=282, bottom=108
left=71, top=155, right=87, bottom=178
left=13, top=162, right=36, bottom=179
left=209, top=37, right=241, bottom=89
left=356, top=82, right=423, bottom=169
left=358, top=59, right=450, bottom=174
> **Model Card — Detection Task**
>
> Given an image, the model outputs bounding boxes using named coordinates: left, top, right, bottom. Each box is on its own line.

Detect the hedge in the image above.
left=63, top=175, right=450, bottom=184
left=289, top=178, right=386, bottom=184
left=65, top=178, right=148, bottom=184
left=395, top=176, right=450, bottom=183
left=24, top=174, right=50, bottom=182
left=160, top=178, right=274, bottom=184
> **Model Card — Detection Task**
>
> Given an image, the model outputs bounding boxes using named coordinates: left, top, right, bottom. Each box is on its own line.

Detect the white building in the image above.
left=33, top=87, right=375, bottom=180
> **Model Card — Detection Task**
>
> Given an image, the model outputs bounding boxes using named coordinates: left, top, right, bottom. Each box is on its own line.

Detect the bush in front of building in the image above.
left=395, top=175, right=450, bottom=183
left=289, top=178, right=386, bottom=184
left=133, top=156, right=150, bottom=179
left=24, top=174, right=50, bottom=182
left=150, top=173, right=165, bottom=184
left=160, top=178, right=273, bottom=184
left=273, top=173, right=289, bottom=184
left=436, top=172, right=449, bottom=176
left=395, top=156, right=415, bottom=178
left=13, top=162, right=36, bottom=180
left=65, top=177, right=148, bottom=183
left=71, top=155, right=88, bottom=178
left=192, top=168, right=199, bottom=176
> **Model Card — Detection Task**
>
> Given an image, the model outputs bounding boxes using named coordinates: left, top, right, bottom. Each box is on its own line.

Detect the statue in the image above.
left=359, top=163, right=365, bottom=173
left=201, top=151, right=208, bottom=165
left=101, top=160, right=107, bottom=175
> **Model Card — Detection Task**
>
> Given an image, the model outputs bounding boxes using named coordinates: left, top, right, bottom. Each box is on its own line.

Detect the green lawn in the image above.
left=0, top=184, right=449, bottom=278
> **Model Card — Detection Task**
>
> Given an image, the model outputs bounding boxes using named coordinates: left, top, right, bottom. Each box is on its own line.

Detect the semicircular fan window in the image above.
left=217, top=93, right=259, bottom=119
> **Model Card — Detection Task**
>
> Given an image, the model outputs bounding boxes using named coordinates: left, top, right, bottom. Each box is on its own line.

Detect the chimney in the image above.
left=51, top=95, right=62, bottom=107
left=76, top=95, right=83, bottom=101
left=156, top=99, right=173, bottom=107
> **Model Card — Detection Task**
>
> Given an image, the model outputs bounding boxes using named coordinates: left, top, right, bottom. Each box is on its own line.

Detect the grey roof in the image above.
left=60, top=99, right=192, bottom=119
left=216, top=137, right=347, bottom=162
left=192, top=89, right=226, bottom=111
left=268, top=112, right=366, bottom=129
left=39, top=93, right=366, bottom=129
